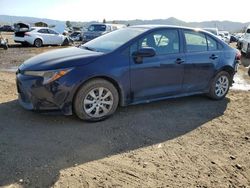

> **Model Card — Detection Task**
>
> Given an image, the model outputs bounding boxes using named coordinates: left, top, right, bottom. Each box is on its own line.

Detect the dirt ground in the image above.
left=0, top=33, right=250, bottom=188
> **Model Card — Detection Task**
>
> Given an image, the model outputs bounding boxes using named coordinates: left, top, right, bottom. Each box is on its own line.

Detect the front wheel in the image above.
left=74, top=79, right=119, bottom=121
left=207, top=71, right=230, bottom=100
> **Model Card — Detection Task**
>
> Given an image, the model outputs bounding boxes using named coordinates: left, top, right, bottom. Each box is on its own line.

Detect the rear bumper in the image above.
left=14, top=36, right=25, bottom=43
left=14, top=36, right=33, bottom=45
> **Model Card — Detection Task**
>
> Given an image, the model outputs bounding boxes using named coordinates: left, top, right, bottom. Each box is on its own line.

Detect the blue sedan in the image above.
left=16, top=25, right=240, bottom=121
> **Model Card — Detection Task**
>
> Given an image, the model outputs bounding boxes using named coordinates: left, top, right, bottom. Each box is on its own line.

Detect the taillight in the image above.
left=24, top=32, right=30, bottom=36
left=236, top=50, right=241, bottom=60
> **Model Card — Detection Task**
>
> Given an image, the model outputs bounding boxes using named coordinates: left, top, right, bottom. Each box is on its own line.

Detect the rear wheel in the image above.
left=74, top=79, right=119, bottom=121
left=34, top=39, right=42, bottom=48
left=208, top=71, right=230, bottom=100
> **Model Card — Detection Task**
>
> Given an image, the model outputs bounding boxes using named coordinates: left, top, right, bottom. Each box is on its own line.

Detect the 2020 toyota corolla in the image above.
left=16, top=25, right=240, bottom=121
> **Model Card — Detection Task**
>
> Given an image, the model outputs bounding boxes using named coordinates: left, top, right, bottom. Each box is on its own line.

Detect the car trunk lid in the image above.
left=14, top=23, right=30, bottom=37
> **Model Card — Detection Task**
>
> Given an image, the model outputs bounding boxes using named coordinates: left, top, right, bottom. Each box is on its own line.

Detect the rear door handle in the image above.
left=209, top=54, right=218, bottom=60
left=175, top=58, right=185, bottom=64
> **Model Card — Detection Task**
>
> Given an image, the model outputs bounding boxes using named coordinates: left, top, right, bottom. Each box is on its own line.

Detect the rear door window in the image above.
left=206, top=35, right=218, bottom=51
left=184, top=30, right=207, bottom=52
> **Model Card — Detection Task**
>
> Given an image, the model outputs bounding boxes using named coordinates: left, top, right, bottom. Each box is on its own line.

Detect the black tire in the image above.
left=248, top=68, right=250, bottom=76
left=207, top=71, right=231, bottom=100
left=74, top=79, right=119, bottom=121
left=34, top=38, right=42, bottom=48
left=3, top=44, right=8, bottom=50
left=62, top=38, right=69, bottom=46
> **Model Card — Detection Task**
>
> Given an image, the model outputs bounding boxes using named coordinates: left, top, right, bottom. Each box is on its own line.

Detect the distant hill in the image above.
left=0, top=15, right=249, bottom=33
left=0, top=15, right=64, bottom=26
left=115, top=17, right=249, bottom=32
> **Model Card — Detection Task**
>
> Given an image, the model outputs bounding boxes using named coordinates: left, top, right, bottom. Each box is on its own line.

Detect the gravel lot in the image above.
left=0, top=32, right=250, bottom=188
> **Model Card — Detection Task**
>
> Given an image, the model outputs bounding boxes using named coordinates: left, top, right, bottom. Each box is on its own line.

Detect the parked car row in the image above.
left=0, top=25, right=14, bottom=32
left=11, top=22, right=126, bottom=47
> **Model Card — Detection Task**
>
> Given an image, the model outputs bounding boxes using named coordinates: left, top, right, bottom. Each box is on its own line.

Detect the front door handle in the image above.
left=209, top=54, right=218, bottom=60
left=175, top=58, right=185, bottom=64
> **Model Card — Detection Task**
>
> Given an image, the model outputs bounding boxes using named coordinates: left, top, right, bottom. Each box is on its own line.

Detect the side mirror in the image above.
left=132, top=47, right=156, bottom=64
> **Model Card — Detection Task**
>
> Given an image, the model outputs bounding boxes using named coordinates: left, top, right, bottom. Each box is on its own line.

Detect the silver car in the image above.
left=14, top=23, right=69, bottom=47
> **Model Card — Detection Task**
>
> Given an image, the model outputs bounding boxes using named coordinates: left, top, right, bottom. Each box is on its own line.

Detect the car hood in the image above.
left=19, top=47, right=104, bottom=71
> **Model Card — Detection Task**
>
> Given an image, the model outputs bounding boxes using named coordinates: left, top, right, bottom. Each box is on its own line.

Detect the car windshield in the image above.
left=88, top=24, right=106, bottom=32
left=81, top=27, right=147, bottom=53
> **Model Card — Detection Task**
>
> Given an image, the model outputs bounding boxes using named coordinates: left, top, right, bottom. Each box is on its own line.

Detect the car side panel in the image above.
left=182, top=51, right=219, bottom=92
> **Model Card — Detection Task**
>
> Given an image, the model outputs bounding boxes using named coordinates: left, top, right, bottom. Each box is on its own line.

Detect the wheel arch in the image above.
left=214, top=65, right=235, bottom=85
left=72, top=76, right=126, bottom=109
left=33, top=37, right=44, bottom=46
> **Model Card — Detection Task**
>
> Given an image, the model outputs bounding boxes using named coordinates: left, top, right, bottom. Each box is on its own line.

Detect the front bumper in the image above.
left=16, top=73, right=73, bottom=115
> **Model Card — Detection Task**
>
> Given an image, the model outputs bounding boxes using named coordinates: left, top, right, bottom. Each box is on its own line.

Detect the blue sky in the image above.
left=0, top=0, right=250, bottom=22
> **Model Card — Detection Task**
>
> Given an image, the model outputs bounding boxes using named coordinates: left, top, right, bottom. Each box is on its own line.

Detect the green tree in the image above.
left=103, top=19, right=106, bottom=23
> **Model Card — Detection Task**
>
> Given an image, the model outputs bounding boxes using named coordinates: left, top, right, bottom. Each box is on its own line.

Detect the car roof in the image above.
left=130, top=24, right=190, bottom=29
left=129, top=25, right=213, bottom=34
left=31, top=27, right=53, bottom=30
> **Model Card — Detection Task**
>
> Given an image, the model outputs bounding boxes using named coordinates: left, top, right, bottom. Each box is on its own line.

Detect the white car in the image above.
left=14, top=23, right=69, bottom=47
left=241, top=26, right=250, bottom=57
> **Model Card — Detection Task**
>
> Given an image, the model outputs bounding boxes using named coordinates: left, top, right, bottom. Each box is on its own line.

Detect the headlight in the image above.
left=24, top=68, right=73, bottom=84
